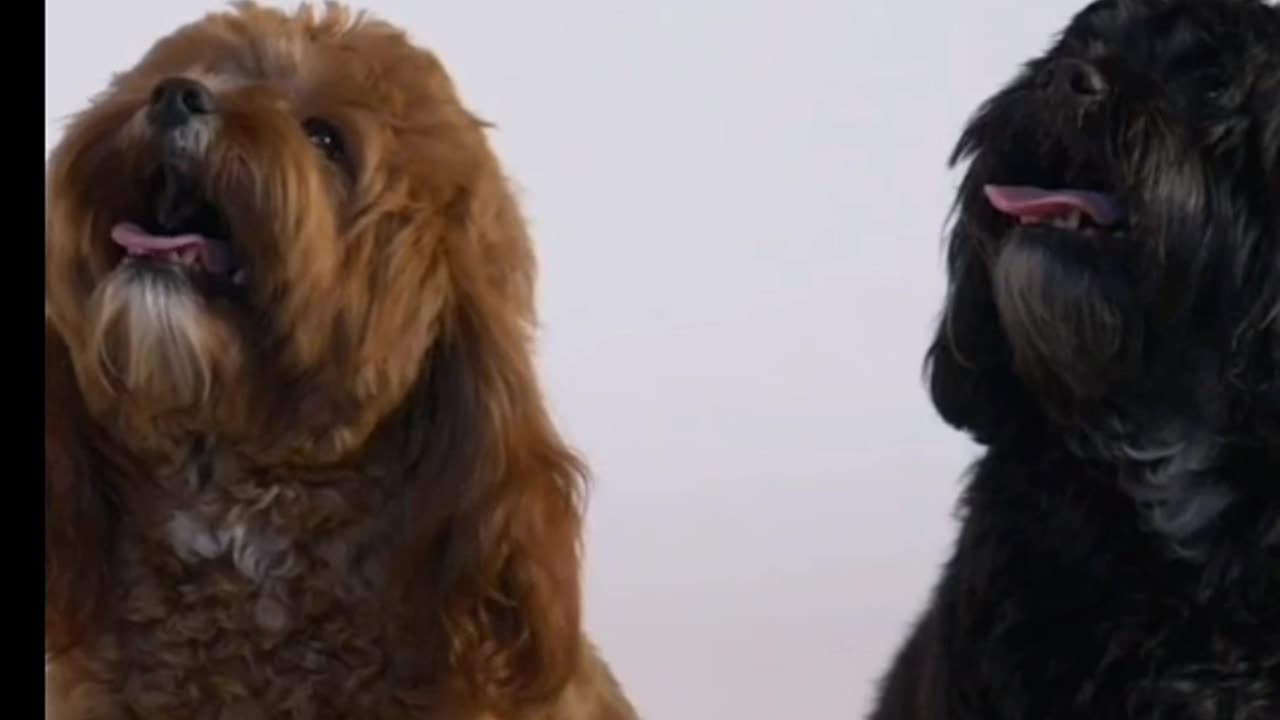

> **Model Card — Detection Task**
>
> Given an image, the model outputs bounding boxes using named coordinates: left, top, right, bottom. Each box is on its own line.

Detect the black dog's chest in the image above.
left=1133, top=645, right=1279, bottom=720
left=1053, top=609, right=1280, bottom=719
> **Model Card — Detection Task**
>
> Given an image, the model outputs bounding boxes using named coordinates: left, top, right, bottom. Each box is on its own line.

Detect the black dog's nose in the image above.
left=1038, top=59, right=1108, bottom=100
left=148, top=77, right=216, bottom=129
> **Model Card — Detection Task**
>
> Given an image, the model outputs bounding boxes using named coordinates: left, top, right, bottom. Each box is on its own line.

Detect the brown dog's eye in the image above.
left=302, top=117, right=346, bottom=164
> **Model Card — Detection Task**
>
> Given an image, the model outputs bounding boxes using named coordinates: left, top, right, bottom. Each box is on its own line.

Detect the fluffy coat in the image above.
left=869, top=1, right=1280, bottom=718
left=44, top=4, right=636, bottom=718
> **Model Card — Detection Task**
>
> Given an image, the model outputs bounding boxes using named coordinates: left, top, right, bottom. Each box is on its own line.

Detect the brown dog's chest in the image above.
left=97, top=460, right=430, bottom=718
left=45, top=452, right=619, bottom=720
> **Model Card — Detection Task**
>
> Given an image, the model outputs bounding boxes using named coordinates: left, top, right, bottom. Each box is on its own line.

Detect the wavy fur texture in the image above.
left=45, top=4, right=636, bottom=718
left=869, top=1, right=1280, bottom=718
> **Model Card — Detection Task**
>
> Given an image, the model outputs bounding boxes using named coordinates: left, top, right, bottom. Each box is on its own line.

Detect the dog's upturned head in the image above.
left=47, top=1, right=543, bottom=462
left=47, top=3, right=587, bottom=708
left=930, top=0, right=1280, bottom=442
left=927, top=0, right=1280, bottom=548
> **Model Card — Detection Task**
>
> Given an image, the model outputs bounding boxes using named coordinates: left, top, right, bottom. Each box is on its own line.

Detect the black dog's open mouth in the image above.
left=984, top=185, right=1126, bottom=234
left=111, top=165, right=246, bottom=287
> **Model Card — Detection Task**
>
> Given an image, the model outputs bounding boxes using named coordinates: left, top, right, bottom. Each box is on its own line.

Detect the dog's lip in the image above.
left=984, top=185, right=1126, bottom=227
left=111, top=222, right=237, bottom=276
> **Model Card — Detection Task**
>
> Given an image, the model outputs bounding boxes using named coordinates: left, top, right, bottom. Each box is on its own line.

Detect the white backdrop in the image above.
left=45, top=1, right=1083, bottom=717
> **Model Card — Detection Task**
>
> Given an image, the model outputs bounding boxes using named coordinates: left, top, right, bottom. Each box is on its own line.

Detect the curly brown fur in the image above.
left=869, top=0, right=1280, bottom=718
left=45, top=4, right=636, bottom=718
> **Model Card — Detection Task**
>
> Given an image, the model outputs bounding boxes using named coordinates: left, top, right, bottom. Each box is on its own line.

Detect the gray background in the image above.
left=45, top=1, right=1081, bottom=717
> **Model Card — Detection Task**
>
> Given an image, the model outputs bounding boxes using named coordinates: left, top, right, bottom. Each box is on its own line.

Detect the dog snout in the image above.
left=1036, top=59, right=1108, bottom=101
left=148, top=77, right=217, bottom=130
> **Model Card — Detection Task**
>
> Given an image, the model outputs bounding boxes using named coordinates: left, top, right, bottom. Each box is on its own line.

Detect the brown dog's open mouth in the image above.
left=111, top=223, right=237, bottom=274
left=984, top=185, right=1126, bottom=232
left=111, top=165, right=246, bottom=286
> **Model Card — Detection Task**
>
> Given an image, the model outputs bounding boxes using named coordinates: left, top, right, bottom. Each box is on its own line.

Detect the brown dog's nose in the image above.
left=148, top=77, right=216, bottom=130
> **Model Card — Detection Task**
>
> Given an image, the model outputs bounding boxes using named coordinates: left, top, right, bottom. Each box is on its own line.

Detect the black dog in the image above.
left=868, top=1, right=1280, bottom=718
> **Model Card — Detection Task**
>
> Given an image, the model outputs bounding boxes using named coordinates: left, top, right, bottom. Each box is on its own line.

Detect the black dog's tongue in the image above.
left=984, top=185, right=1125, bottom=226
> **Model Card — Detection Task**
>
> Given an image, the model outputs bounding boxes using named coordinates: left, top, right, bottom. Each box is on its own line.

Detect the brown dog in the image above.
left=45, top=3, right=637, bottom=718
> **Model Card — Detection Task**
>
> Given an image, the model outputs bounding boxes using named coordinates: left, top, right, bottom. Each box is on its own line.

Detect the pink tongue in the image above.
left=110, top=223, right=230, bottom=273
left=983, top=185, right=1124, bottom=226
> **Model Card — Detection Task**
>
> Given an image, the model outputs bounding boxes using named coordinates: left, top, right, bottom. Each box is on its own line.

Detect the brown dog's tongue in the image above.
left=984, top=185, right=1125, bottom=226
left=110, top=223, right=232, bottom=273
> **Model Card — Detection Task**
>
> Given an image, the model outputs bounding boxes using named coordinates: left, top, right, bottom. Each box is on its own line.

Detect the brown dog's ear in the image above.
left=46, top=321, right=119, bottom=655
left=382, top=175, right=587, bottom=711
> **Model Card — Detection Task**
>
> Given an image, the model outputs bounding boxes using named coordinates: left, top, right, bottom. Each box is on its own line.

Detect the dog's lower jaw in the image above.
left=992, top=234, right=1141, bottom=404
left=84, top=268, right=240, bottom=413
left=75, top=272, right=400, bottom=468
left=989, top=238, right=1244, bottom=554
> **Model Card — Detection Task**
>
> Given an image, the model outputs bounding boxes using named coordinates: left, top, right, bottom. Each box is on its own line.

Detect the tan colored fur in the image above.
left=45, top=3, right=636, bottom=718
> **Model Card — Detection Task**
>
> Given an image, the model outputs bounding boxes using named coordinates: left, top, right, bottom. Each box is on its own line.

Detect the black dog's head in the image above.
left=929, top=0, right=1280, bottom=454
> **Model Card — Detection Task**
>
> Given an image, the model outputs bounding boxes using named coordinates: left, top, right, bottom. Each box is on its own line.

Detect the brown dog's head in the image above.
left=46, top=2, right=585, bottom=708
left=47, top=0, right=541, bottom=458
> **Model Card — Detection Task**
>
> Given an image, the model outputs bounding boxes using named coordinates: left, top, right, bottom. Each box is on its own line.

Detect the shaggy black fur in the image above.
left=868, top=1, right=1280, bottom=718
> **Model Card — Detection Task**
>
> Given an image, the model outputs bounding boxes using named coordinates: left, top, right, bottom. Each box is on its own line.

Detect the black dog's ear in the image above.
left=926, top=250, right=1025, bottom=445
left=924, top=193, right=1034, bottom=445
left=1243, top=7, right=1280, bottom=435
left=922, top=94, right=1043, bottom=445
left=1259, top=39, right=1280, bottom=440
